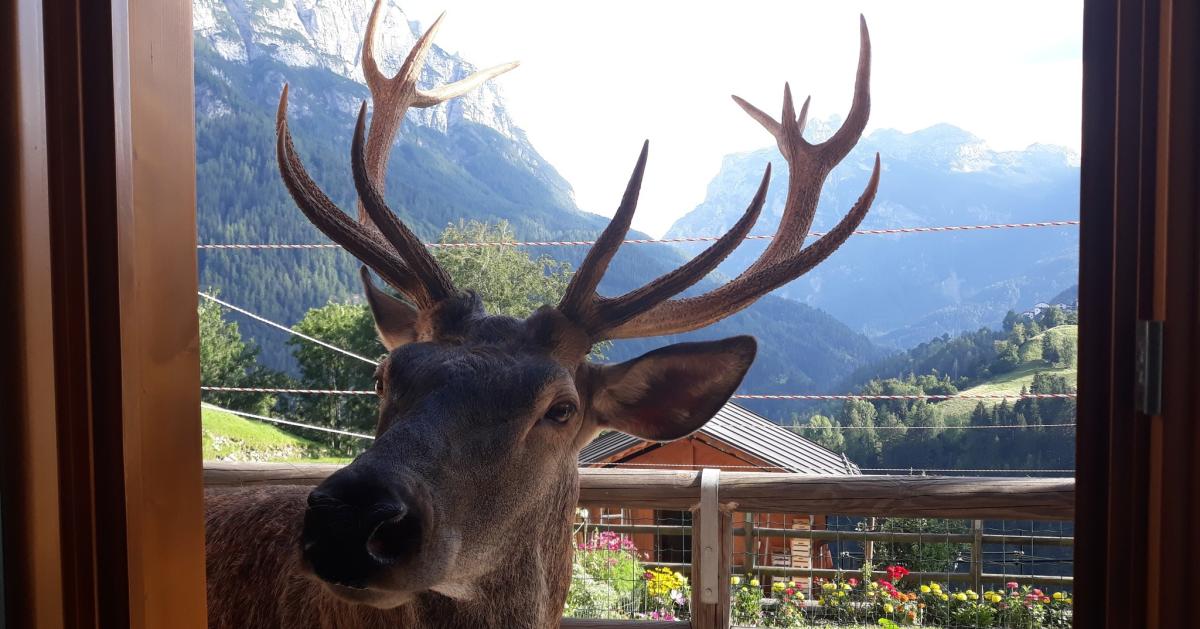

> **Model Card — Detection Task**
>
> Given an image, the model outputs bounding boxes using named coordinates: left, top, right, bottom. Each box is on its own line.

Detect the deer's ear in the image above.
left=591, top=336, right=756, bottom=441
left=361, top=267, right=418, bottom=350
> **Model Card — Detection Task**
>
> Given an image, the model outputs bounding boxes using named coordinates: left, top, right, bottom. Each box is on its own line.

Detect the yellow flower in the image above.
left=837, top=591, right=846, bottom=598
left=750, top=579, right=760, bottom=587
left=1066, top=598, right=1073, bottom=605
left=788, top=581, right=796, bottom=588
left=841, top=583, right=851, bottom=591
left=731, top=576, right=741, bottom=585
left=883, top=603, right=894, bottom=614
left=822, top=582, right=835, bottom=591
left=940, top=593, right=950, bottom=601
left=930, top=583, right=942, bottom=592
left=773, top=582, right=786, bottom=592
left=955, top=593, right=968, bottom=601
left=1053, top=591, right=1065, bottom=600
left=920, top=585, right=931, bottom=594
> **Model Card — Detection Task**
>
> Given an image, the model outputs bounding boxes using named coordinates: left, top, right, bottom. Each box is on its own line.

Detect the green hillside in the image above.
left=937, top=325, right=1077, bottom=419
left=201, top=407, right=350, bottom=463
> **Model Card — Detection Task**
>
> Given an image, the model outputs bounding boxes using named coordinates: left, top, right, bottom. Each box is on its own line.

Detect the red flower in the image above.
left=885, top=565, right=910, bottom=582
left=848, top=578, right=859, bottom=587
left=786, top=588, right=795, bottom=596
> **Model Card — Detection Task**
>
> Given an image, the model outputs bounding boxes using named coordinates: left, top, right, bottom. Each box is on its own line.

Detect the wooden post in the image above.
left=690, top=469, right=732, bottom=629
left=864, top=517, right=876, bottom=566
left=971, top=519, right=984, bottom=593
left=743, top=511, right=756, bottom=576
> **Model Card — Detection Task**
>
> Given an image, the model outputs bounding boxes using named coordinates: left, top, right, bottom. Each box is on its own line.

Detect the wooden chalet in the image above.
left=578, top=403, right=859, bottom=587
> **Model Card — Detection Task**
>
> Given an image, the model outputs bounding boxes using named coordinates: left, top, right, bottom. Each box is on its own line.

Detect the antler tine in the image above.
left=608, top=155, right=881, bottom=339
left=592, top=165, right=772, bottom=332
left=557, top=142, right=649, bottom=326
left=600, top=17, right=879, bottom=340
left=352, top=102, right=455, bottom=307
left=275, top=85, right=424, bottom=301
left=359, top=0, right=519, bottom=220
left=822, top=15, right=872, bottom=164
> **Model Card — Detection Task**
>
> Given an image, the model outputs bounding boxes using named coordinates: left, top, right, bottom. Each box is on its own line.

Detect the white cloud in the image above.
left=397, top=0, right=1082, bottom=236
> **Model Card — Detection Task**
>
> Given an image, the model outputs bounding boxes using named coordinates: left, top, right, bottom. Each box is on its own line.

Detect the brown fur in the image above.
left=206, top=480, right=577, bottom=629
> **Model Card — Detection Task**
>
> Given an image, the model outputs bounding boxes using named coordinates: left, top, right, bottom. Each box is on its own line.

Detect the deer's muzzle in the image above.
left=301, top=467, right=429, bottom=591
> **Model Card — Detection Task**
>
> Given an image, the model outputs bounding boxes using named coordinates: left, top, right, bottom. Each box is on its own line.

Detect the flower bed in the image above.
left=735, top=564, right=1072, bottom=628
left=565, top=527, right=691, bottom=621
left=565, top=521, right=1071, bottom=628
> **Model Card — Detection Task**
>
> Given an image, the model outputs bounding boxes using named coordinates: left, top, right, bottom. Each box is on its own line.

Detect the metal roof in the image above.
left=578, top=402, right=859, bottom=475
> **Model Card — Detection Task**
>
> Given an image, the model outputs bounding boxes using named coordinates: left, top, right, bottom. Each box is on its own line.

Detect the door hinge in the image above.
left=1135, top=320, right=1164, bottom=415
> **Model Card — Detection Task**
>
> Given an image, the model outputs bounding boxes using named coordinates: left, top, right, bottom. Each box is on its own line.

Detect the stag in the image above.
left=205, top=2, right=880, bottom=627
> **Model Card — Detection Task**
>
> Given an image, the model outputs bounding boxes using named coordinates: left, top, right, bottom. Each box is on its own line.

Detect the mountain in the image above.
left=192, top=0, right=885, bottom=403
left=666, top=120, right=1080, bottom=347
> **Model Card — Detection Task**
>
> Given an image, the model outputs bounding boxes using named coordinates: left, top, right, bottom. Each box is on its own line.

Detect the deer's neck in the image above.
left=205, top=476, right=578, bottom=629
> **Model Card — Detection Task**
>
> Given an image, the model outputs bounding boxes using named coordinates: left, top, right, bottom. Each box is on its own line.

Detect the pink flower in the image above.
left=1006, top=581, right=1019, bottom=590
left=848, top=578, right=859, bottom=587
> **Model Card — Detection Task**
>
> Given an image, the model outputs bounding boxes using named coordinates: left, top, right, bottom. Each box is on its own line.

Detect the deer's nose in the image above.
left=302, top=470, right=425, bottom=588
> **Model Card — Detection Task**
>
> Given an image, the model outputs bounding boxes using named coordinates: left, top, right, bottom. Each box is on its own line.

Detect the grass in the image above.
left=201, top=407, right=351, bottom=464
left=936, top=325, right=1077, bottom=421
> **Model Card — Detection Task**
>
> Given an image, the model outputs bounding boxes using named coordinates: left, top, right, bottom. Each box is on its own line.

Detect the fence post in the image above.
left=691, top=469, right=731, bottom=629
left=743, top=511, right=756, bottom=575
left=864, top=517, right=876, bottom=566
left=971, top=519, right=984, bottom=592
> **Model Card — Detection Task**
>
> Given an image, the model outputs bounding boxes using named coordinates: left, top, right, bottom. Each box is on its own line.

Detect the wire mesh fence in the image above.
left=564, top=507, right=1073, bottom=627
left=566, top=509, right=694, bottom=622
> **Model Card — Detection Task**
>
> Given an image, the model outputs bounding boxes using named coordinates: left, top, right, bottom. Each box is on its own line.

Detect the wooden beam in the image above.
left=204, top=464, right=1076, bottom=520
left=561, top=621, right=688, bottom=628
left=576, top=522, right=1075, bottom=546
left=1, top=1, right=64, bottom=625
left=204, top=461, right=345, bottom=487
left=689, top=504, right=732, bottom=629
left=117, top=0, right=208, bottom=625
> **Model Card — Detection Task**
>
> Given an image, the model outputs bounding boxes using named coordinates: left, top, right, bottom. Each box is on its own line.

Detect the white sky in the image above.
left=399, top=1, right=1083, bottom=236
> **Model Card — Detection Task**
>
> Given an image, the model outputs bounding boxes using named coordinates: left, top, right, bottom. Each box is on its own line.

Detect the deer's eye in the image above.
left=543, top=401, right=577, bottom=425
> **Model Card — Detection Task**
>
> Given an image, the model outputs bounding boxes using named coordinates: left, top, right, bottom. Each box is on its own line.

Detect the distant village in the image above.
left=1020, top=299, right=1079, bottom=320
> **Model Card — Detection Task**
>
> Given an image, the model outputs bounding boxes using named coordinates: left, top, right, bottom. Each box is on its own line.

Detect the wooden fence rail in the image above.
left=580, top=522, right=1076, bottom=546
left=203, top=463, right=1075, bottom=629
left=204, top=463, right=1075, bottom=520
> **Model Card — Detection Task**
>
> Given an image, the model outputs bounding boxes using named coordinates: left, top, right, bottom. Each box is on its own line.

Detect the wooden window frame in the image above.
left=3, top=0, right=206, bottom=626
left=2, top=0, right=1196, bottom=627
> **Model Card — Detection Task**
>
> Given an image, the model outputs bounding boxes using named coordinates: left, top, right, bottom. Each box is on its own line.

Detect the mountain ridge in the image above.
left=665, top=119, right=1080, bottom=346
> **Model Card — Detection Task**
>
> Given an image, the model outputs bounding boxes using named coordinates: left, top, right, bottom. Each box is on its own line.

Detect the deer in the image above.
left=204, top=1, right=879, bottom=627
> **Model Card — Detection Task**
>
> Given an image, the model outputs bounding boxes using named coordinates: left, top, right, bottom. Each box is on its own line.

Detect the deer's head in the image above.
left=277, top=1, right=878, bottom=610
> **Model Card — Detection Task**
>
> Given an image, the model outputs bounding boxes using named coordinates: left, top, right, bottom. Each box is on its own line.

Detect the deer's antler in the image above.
left=562, top=16, right=881, bottom=341
left=359, top=3, right=518, bottom=220
left=275, top=1, right=517, bottom=308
